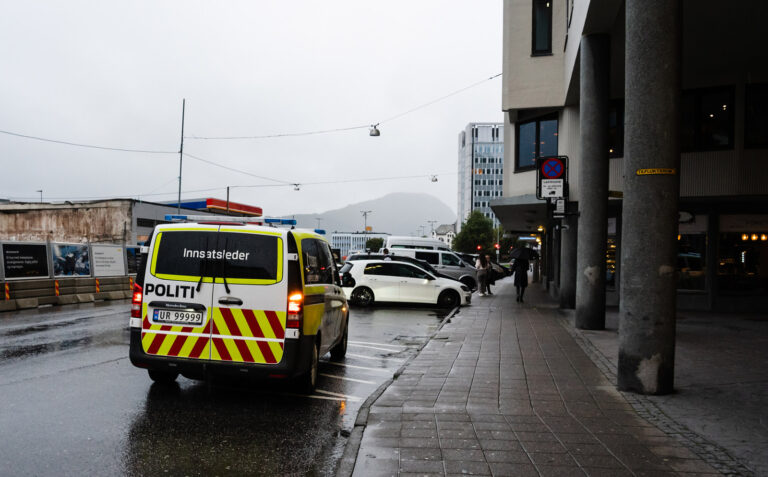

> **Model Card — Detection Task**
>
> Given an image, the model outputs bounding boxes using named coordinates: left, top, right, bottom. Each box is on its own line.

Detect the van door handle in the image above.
left=218, top=297, right=243, bottom=306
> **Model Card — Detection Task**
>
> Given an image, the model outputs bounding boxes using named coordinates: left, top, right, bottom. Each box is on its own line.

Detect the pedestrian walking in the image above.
left=485, top=254, right=495, bottom=295
left=476, top=254, right=491, bottom=296
left=511, top=257, right=529, bottom=302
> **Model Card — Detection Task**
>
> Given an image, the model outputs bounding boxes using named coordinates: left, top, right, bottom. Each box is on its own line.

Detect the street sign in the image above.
left=536, top=155, right=568, bottom=200
left=554, top=198, right=565, bottom=214
left=541, top=179, right=564, bottom=198
left=540, top=157, right=565, bottom=179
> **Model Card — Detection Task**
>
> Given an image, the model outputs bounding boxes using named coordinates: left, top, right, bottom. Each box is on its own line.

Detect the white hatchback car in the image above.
left=340, top=259, right=471, bottom=308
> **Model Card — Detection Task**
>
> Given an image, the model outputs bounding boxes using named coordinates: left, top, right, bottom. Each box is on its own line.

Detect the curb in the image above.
left=334, top=304, right=461, bottom=477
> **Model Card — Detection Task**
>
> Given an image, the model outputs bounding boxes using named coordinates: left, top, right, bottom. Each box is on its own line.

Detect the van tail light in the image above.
left=131, top=283, right=143, bottom=319
left=287, top=292, right=303, bottom=329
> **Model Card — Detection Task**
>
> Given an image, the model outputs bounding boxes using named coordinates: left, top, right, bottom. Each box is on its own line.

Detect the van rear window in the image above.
left=153, top=231, right=280, bottom=281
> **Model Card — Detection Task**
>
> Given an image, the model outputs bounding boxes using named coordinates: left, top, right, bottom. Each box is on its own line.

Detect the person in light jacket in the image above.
left=475, top=254, right=491, bottom=296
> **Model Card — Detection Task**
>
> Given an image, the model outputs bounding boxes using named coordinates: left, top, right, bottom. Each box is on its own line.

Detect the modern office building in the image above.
left=330, top=232, right=389, bottom=258
left=457, top=123, right=504, bottom=231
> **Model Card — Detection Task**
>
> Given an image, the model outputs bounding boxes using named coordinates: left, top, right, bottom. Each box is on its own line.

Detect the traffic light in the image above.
left=494, top=243, right=500, bottom=250
left=476, top=245, right=482, bottom=251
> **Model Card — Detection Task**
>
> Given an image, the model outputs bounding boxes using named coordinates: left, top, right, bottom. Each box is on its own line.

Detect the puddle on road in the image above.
left=0, top=316, right=94, bottom=338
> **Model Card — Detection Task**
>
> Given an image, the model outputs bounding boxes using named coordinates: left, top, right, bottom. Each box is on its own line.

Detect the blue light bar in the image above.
left=165, top=214, right=187, bottom=221
left=264, top=218, right=282, bottom=224
left=281, top=219, right=297, bottom=225
left=314, top=229, right=326, bottom=235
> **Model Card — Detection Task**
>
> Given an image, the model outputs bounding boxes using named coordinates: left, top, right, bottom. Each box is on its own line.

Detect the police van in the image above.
left=129, top=216, right=348, bottom=392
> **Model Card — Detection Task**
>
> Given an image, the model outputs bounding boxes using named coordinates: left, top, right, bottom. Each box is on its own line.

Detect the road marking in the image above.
left=321, top=361, right=392, bottom=373
left=348, top=343, right=403, bottom=352
left=348, top=340, right=405, bottom=349
left=319, top=373, right=376, bottom=384
left=347, top=352, right=395, bottom=361
left=283, top=393, right=359, bottom=402
left=316, top=389, right=363, bottom=401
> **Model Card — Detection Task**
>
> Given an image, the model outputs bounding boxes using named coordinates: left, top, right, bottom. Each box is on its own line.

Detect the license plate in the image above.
left=153, top=309, right=204, bottom=325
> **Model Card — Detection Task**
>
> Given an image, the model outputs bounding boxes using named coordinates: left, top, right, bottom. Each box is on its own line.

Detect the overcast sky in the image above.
left=0, top=1, right=503, bottom=217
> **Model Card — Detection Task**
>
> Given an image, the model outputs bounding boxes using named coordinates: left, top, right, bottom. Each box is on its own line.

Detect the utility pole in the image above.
left=315, top=217, right=323, bottom=229
left=226, top=186, right=230, bottom=214
left=36, top=189, right=42, bottom=203
left=360, top=210, right=372, bottom=231
left=177, top=98, right=186, bottom=215
left=419, top=225, right=426, bottom=237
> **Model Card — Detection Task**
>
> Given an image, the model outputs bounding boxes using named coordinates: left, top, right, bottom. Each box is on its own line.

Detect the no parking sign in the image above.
left=536, top=156, right=569, bottom=200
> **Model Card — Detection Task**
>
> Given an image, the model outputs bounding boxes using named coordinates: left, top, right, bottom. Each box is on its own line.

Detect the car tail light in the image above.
left=287, top=292, right=303, bottom=329
left=131, top=283, right=143, bottom=319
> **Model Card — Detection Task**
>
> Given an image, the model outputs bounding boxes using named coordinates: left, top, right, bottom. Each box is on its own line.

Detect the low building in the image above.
left=432, top=224, right=456, bottom=249
left=331, top=232, right=389, bottom=258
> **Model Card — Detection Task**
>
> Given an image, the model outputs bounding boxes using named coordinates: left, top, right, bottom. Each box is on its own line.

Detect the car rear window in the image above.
left=153, top=231, right=280, bottom=281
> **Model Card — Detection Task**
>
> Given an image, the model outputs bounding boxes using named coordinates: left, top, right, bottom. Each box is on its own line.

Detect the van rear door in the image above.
left=208, top=228, right=287, bottom=365
left=142, top=227, right=218, bottom=361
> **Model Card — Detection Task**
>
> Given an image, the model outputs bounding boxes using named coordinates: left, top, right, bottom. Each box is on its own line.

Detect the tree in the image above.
left=365, top=237, right=383, bottom=251
left=453, top=211, right=495, bottom=253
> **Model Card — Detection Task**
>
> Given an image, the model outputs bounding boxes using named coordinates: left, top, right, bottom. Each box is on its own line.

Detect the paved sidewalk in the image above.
left=348, top=279, right=727, bottom=477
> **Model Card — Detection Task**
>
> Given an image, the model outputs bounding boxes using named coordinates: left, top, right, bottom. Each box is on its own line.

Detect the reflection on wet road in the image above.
left=0, top=300, right=449, bottom=476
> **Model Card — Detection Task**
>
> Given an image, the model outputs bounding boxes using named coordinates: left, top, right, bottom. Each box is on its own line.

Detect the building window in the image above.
left=677, top=234, right=706, bottom=291
left=532, top=0, right=553, bottom=56
left=718, top=232, right=767, bottom=295
left=745, top=83, right=768, bottom=148
left=608, top=100, right=624, bottom=157
left=516, top=114, right=558, bottom=171
left=681, top=86, right=735, bottom=152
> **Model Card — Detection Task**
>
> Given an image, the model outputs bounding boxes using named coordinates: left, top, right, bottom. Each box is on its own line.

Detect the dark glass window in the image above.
left=153, top=231, right=279, bottom=281
left=532, top=0, right=553, bottom=55
left=395, top=263, right=430, bottom=279
left=717, top=233, right=767, bottom=294
left=681, top=86, right=734, bottom=152
left=677, top=234, right=706, bottom=291
left=745, top=83, right=768, bottom=148
left=516, top=115, right=559, bottom=171
left=302, top=238, right=333, bottom=284
left=608, top=101, right=624, bottom=157
left=414, top=251, right=440, bottom=265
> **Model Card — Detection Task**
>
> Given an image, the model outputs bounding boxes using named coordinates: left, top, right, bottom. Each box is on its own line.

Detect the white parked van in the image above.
left=384, top=236, right=451, bottom=251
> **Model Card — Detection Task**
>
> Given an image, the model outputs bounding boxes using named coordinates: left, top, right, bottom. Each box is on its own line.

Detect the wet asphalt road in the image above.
left=0, top=300, right=450, bottom=476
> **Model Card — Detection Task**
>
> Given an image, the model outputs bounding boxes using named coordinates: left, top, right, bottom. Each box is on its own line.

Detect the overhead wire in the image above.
left=0, top=129, right=177, bottom=154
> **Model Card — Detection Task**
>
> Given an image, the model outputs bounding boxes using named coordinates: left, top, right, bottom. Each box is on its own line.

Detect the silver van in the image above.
left=391, top=249, right=477, bottom=291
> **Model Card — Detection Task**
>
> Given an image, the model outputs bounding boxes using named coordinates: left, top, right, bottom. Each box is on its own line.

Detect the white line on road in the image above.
left=347, top=352, right=395, bottom=361
left=319, top=373, right=376, bottom=385
left=282, top=393, right=359, bottom=402
left=321, top=361, right=392, bottom=373
left=348, top=340, right=406, bottom=349
left=347, top=343, right=404, bottom=352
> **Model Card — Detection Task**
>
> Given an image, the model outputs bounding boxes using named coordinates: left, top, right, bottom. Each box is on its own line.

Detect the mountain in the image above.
left=291, top=193, right=456, bottom=235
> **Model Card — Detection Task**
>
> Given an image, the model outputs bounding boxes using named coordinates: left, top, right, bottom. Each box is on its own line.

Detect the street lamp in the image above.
left=361, top=210, right=372, bottom=231
left=36, top=189, right=42, bottom=203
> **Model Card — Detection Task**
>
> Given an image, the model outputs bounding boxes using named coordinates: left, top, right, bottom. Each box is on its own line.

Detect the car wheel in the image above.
left=351, top=287, right=374, bottom=307
left=330, top=317, right=348, bottom=360
left=296, top=340, right=319, bottom=393
left=437, top=290, right=460, bottom=309
left=460, top=277, right=477, bottom=291
left=148, top=369, right=179, bottom=384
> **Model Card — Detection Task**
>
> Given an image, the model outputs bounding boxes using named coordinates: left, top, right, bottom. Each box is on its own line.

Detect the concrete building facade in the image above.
left=457, top=123, right=505, bottom=231
left=491, top=0, right=768, bottom=394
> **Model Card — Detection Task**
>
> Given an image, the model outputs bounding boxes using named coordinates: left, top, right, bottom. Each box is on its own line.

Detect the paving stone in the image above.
left=400, top=447, right=442, bottom=461
left=400, top=459, right=445, bottom=473
left=443, top=460, right=491, bottom=475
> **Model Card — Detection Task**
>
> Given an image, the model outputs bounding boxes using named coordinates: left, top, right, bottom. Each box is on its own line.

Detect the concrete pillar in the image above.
left=575, top=34, right=610, bottom=330
left=559, top=212, right=577, bottom=308
left=618, top=0, right=681, bottom=395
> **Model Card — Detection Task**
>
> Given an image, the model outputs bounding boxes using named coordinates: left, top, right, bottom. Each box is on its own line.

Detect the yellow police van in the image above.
left=129, top=216, right=348, bottom=392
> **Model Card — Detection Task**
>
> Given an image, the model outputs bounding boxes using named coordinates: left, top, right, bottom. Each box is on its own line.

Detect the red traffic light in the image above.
left=494, top=243, right=500, bottom=249
left=476, top=245, right=482, bottom=250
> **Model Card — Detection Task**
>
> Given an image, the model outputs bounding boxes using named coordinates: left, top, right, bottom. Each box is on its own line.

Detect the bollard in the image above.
left=95, top=278, right=101, bottom=293
left=4, top=283, right=9, bottom=300
left=55, top=280, right=60, bottom=297
left=129, top=276, right=134, bottom=289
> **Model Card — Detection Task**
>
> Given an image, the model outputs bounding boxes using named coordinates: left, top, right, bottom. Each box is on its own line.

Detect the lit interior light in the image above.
left=752, top=234, right=759, bottom=241
left=677, top=234, right=681, bottom=241
left=742, top=234, right=749, bottom=241
left=609, top=148, right=614, bottom=153
left=709, top=113, right=715, bottom=118
left=546, top=2, right=550, bottom=7
left=722, top=104, right=727, bottom=110
left=762, top=234, right=767, bottom=241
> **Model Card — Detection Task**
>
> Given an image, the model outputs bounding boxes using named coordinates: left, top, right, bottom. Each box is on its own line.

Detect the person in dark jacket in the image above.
left=511, top=258, right=529, bottom=302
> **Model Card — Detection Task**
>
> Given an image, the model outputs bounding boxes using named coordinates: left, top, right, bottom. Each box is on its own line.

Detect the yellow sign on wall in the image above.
left=636, top=168, right=677, bottom=175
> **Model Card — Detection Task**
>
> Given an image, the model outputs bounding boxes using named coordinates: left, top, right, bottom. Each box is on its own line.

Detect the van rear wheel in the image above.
left=330, top=318, right=348, bottom=360
left=296, top=341, right=319, bottom=393
left=148, top=369, right=179, bottom=384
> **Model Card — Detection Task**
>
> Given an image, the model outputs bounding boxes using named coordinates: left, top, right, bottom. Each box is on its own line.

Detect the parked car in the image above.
left=390, top=249, right=478, bottom=291
left=345, top=252, right=458, bottom=283
left=340, top=259, right=471, bottom=308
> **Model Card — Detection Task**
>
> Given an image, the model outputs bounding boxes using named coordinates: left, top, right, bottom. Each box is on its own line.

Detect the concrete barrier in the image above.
left=0, top=276, right=134, bottom=313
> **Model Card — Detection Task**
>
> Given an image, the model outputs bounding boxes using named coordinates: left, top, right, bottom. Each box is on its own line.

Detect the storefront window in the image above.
left=606, top=237, right=617, bottom=290
left=677, top=234, right=706, bottom=290
left=717, top=233, right=768, bottom=294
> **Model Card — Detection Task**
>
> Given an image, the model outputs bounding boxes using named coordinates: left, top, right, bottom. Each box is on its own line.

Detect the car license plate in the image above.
left=153, top=309, right=204, bottom=325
